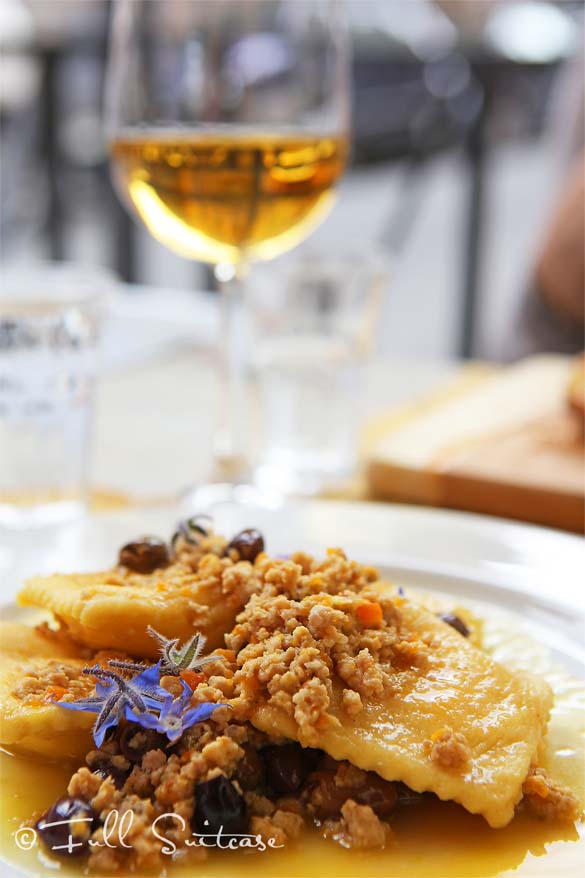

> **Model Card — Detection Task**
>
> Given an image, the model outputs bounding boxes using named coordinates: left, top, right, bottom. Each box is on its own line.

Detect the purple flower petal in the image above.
left=93, top=711, right=122, bottom=748
left=95, top=681, right=114, bottom=698
left=133, top=661, right=163, bottom=690
left=53, top=697, right=103, bottom=713
left=182, top=702, right=226, bottom=727
left=124, top=704, right=161, bottom=729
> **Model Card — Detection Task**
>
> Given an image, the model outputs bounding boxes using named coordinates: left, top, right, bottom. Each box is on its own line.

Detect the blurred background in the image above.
left=1, top=0, right=583, bottom=362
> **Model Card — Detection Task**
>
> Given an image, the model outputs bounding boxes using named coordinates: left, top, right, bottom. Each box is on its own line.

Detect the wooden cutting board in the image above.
left=366, top=356, right=585, bottom=533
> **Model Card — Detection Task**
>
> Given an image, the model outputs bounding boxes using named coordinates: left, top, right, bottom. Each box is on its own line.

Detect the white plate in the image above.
left=2, top=499, right=583, bottom=659
left=1, top=500, right=584, bottom=877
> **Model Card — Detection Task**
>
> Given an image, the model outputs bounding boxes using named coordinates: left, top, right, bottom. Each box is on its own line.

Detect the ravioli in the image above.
left=242, top=596, right=553, bottom=828
left=0, top=621, right=86, bottom=659
left=18, top=557, right=259, bottom=658
left=0, top=623, right=94, bottom=759
left=371, top=582, right=484, bottom=647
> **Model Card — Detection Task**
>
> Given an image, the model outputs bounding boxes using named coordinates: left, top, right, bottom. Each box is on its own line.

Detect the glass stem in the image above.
left=213, top=261, right=249, bottom=482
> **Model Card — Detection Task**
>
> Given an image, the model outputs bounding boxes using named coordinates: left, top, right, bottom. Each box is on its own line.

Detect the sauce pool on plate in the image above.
left=1, top=603, right=583, bottom=878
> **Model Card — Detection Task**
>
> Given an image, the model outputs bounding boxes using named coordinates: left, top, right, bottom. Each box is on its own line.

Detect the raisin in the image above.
left=37, top=797, right=96, bottom=856
left=304, top=771, right=347, bottom=818
left=439, top=612, right=470, bottom=637
left=225, top=528, right=264, bottom=563
left=86, top=752, right=129, bottom=790
left=118, top=725, right=167, bottom=763
left=193, top=775, right=248, bottom=840
left=396, top=782, right=426, bottom=807
left=235, top=745, right=264, bottom=790
left=352, top=773, right=397, bottom=817
left=118, top=536, right=169, bottom=573
left=91, top=765, right=127, bottom=790
left=262, top=743, right=319, bottom=795
left=306, top=769, right=397, bottom=819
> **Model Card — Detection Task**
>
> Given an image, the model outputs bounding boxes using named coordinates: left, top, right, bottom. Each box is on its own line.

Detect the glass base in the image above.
left=0, top=499, right=86, bottom=529
left=252, top=459, right=355, bottom=498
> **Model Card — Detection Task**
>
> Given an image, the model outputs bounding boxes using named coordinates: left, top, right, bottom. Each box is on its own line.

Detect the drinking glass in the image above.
left=105, top=0, right=350, bottom=482
left=248, top=246, right=387, bottom=494
left=0, top=264, right=110, bottom=527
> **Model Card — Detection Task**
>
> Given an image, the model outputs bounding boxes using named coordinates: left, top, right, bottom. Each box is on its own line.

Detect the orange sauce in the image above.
left=1, top=610, right=583, bottom=877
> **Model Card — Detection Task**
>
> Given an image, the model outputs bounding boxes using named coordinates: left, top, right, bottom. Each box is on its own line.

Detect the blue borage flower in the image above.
left=125, top=678, right=223, bottom=743
left=53, top=629, right=225, bottom=747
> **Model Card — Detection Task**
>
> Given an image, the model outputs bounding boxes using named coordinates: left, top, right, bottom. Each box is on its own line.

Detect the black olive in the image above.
left=118, top=725, right=168, bottom=763
left=262, top=743, right=319, bottom=795
left=193, top=775, right=248, bottom=840
left=37, top=797, right=96, bottom=856
left=225, top=528, right=265, bottom=563
left=439, top=612, right=470, bottom=638
left=118, top=536, right=169, bottom=573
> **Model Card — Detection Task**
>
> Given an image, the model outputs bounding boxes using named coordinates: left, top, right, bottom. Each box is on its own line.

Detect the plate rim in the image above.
left=1, top=499, right=584, bottom=878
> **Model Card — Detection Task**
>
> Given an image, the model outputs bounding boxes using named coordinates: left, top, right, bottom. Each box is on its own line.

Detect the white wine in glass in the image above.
left=110, top=132, right=346, bottom=264
left=106, top=0, right=350, bottom=484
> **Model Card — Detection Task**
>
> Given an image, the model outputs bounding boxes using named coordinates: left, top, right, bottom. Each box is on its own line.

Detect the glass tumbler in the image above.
left=248, top=247, right=388, bottom=495
left=0, top=264, right=111, bottom=527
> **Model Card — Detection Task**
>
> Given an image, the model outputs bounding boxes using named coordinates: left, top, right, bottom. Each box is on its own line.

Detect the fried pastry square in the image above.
left=231, top=592, right=552, bottom=829
left=18, top=555, right=259, bottom=658
left=0, top=622, right=95, bottom=759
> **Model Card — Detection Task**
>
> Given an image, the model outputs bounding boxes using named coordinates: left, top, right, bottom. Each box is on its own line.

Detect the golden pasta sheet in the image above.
left=0, top=623, right=94, bottom=759
left=18, top=557, right=259, bottom=658
left=247, top=598, right=553, bottom=829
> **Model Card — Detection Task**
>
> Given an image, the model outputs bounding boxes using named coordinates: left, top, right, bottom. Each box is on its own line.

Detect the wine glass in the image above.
left=105, top=0, right=350, bottom=487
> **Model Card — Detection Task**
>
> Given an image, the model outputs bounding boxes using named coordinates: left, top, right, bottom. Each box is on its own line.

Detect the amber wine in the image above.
left=111, top=132, right=348, bottom=264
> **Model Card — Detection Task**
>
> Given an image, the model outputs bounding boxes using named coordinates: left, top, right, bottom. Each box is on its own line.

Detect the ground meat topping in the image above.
left=522, top=767, right=581, bottom=822
left=13, top=662, right=98, bottom=705
left=427, top=727, right=471, bottom=771
left=226, top=574, right=417, bottom=746
left=324, top=799, right=393, bottom=849
left=342, top=688, right=363, bottom=715
left=61, top=716, right=277, bottom=871
left=103, top=534, right=261, bottom=612
left=23, top=540, right=579, bottom=873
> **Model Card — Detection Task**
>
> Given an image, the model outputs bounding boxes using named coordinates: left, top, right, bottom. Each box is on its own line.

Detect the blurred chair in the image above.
left=438, top=0, right=580, bottom=356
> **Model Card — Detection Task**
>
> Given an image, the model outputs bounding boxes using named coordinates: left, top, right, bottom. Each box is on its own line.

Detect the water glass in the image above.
left=248, top=247, right=388, bottom=495
left=0, top=264, right=111, bottom=527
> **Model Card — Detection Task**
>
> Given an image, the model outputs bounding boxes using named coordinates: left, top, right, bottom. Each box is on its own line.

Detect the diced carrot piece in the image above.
left=355, top=601, right=384, bottom=627
left=430, top=727, right=448, bottom=743
left=45, top=685, right=67, bottom=701
left=213, top=649, right=236, bottom=662
left=525, top=774, right=550, bottom=799
left=180, top=670, right=205, bottom=690
left=243, top=675, right=261, bottom=694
